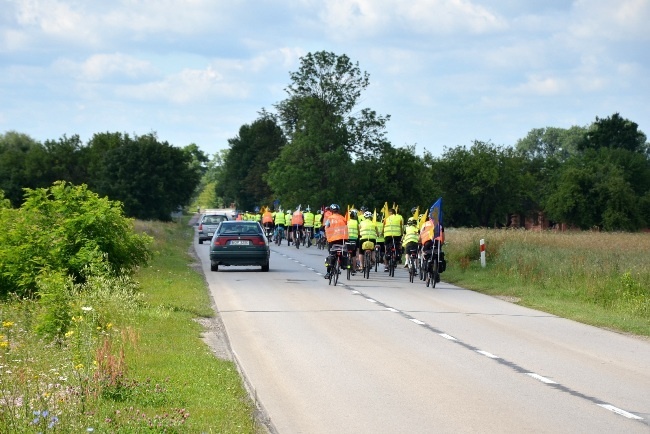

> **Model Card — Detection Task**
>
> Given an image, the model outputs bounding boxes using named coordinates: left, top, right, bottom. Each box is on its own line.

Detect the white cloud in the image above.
left=54, top=53, right=158, bottom=82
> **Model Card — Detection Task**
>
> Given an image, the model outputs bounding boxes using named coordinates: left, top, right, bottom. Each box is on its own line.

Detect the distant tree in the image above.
left=42, top=134, right=86, bottom=185
left=96, top=133, right=201, bottom=220
left=0, top=131, right=49, bottom=206
left=516, top=126, right=585, bottom=160
left=216, top=113, right=285, bottom=211
left=579, top=113, right=648, bottom=154
left=434, top=141, right=530, bottom=227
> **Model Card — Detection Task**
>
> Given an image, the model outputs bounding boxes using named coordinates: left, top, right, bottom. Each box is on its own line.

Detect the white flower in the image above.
left=81, top=307, right=93, bottom=312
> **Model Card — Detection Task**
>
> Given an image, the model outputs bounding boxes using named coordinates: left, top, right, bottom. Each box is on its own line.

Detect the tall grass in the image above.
left=443, top=228, right=650, bottom=336
left=0, top=218, right=260, bottom=433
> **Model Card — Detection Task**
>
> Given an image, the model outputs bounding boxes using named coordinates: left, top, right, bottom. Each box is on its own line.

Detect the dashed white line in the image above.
left=526, top=373, right=557, bottom=384
left=440, top=333, right=457, bottom=341
left=385, top=307, right=400, bottom=313
left=366, top=298, right=377, bottom=303
left=410, top=318, right=425, bottom=325
left=476, top=350, right=499, bottom=359
left=597, top=404, right=643, bottom=420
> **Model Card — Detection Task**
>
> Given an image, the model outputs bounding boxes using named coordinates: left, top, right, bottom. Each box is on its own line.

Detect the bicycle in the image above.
left=424, top=250, right=439, bottom=288
left=362, top=240, right=375, bottom=279
left=328, top=244, right=346, bottom=286
left=374, top=244, right=381, bottom=272
left=406, top=248, right=418, bottom=283
left=304, top=227, right=313, bottom=247
left=316, top=231, right=327, bottom=250
left=385, top=241, right=397, bottom=277
left=345, top=241, right=357, bottom=280
left=294, top=225, right=301, bottom=249
left=274, top=226, right=284, bottom=246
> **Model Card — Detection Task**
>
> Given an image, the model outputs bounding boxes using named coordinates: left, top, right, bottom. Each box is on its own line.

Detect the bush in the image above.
left=0, top=181, right=153, bottom=298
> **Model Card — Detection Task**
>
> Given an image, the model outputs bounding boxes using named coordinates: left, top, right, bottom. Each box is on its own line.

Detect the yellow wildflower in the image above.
left=65, top=331, right=74, bottom=337
left=0, top=341, right=9, bottom=348
left=2, top=321, right=14, bottom=328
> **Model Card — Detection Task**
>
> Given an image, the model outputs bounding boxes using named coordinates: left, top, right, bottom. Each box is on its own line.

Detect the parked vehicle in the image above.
left=198, top=213, right=229, bottom=244
left=209, top=221, right=270, bottom=272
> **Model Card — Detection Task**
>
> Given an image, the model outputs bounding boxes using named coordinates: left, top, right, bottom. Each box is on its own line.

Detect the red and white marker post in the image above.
left=480, top=239, right=486, bottom=268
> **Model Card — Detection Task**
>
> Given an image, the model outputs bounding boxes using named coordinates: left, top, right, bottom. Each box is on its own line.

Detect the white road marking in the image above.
left=440, top=333, right=457, bottom=341
left=526, top=373, right=557, bottom=384
left=476, top=350, right=499, bottom=359
left=410, top=319, right=425, bottom=325
left=366, top=298, right=377, bottom=303
left=386, top=307, right=400, bottom=313
left=597, top=404, right=643, bottom=420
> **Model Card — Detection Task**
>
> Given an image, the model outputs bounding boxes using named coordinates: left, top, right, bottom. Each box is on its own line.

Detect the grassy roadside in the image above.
left=0, top=217, right=261, bottom=433
left=126, top=218, right=261, bottom=432
left=441, top=228, right=650, bottom=337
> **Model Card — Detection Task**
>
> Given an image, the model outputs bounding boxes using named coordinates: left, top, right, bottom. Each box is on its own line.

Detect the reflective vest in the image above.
left=375, top=221, right=385, bottom=242
left=402, top=225, right=419, bottom=246
left=314, top=213, right=323, bottom=228
left=325, top=213, right=348, bottom=242
left=419, top=220, right=434, bottom=244
left=291, top=210, right=304, bottom=225
left=274, top=212, right=285, bottom=225
left=262, top=212, right=273, bottom=224
left=347, top=219, right=359, bottom=240
left=384, top=214, right=402, bottom=237
left=359, top=219, right=377, bottom=240
left=303, top=212, right=315, bottom=227
left=255, top=213, right=261, bottom=222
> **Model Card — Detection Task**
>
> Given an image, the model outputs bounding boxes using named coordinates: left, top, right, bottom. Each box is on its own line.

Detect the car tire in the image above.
left=198, top=239, right=203, bottom=244
left=261, top=262, right=269, bottom=272
left=210, top=262, right=218, bottom=272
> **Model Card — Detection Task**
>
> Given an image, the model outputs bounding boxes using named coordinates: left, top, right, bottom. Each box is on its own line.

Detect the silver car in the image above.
left=198, top=213, right=229, bottom=244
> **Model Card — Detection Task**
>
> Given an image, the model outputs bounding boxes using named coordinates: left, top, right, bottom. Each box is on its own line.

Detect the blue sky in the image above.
left=1, top=0, right=648, bottom=158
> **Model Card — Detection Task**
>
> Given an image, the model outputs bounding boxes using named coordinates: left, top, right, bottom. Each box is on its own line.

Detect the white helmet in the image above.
left=363, top=211, right=372, bottom=219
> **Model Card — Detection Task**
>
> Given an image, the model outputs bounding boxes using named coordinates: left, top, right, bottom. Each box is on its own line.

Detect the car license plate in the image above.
left=230, top=240, right=250, bottom=245
left=207, top=232, right=214, bottom=236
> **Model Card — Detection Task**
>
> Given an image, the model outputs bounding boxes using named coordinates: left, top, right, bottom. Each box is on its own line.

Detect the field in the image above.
left=442, top=228, right=650, bottom=336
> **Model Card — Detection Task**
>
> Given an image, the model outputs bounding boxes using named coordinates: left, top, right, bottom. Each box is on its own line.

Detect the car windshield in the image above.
left=218, top=223, right=262, bottom=235
left=203, top=215, right=227, bottom=224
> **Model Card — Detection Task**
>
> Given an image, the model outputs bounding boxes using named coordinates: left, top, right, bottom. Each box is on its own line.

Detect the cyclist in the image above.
left=273, top=208, right=286, bottom=243
left=402, top=217, right=420, bottom=268
left=383, top=208, right=403, bottom=272
left=291, top=208, right=305, bottom=245
left=285, top=209, right=293, bottom=245
left=262, top=208, right=274, bottom=238
left=419, top=217, right=445, bottom=283
left=303, top=207, right=315, bottom=247
left=375, top=212, right=385, bottom=265
left=347, top=209, right=360, bottom=273
left=324, top=204, right=349, bottom=279
left=358, top=210, right=378, bottom=269
left=314, top=209, right=323, bottom=237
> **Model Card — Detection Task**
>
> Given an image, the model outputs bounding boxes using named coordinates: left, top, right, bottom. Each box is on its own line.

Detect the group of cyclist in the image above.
left=245, top=203, right=445, bottom=282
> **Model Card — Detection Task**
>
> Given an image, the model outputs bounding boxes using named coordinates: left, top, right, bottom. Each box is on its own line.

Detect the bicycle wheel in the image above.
left=364, top=252, right=371, bottom=279
left=409, top=258, right=415, bottom=283
left=346, top=256, right=352, bottom=280
left=388, top=254, right=395, bottom=277
left=425, top=263, right=431, bottom=287
left=333, top=257, right=340, bottom=286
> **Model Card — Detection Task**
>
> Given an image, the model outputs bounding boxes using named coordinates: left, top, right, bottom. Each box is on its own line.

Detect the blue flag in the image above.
left=429, top=197, right=443, bottom=239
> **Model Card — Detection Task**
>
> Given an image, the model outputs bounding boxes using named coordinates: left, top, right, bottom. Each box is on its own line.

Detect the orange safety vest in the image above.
left=262, top=211, right=274, bottom=224
left=325, top=213, right=349, bottom=242
left=291, top=210, right=304, bottom=225
left=419, top=220, right=434, bottom=244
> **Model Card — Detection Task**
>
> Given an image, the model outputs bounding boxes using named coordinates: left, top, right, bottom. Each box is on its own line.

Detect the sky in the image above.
left=1, top=0, right=649, bottom=158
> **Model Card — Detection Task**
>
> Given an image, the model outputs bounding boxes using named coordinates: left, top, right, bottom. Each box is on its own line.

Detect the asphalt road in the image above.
left=195, top=235, right=650, bottom=434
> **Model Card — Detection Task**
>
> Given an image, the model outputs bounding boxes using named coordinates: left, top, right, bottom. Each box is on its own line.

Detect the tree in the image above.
left=434, top=141, right=530, bottom=227
left=96, top=133, right=201, bottom=220
left=275, top=51, right=390, bottom=159
left=0, top=131, right=49, bottom=206
left=579, top=113, right=648, bottom=154
left=216, top=113, right=286, bottom=211
left=516, top=126, right=586, bottom=160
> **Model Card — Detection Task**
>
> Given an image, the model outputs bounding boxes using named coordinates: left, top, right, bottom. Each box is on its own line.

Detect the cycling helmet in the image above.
left=350, top=209, right=358, bottom=219
left=306, top=206, right=311, bottom=212
left=410, top=207, right=418, bottom=214
left=407, top=217, right=417, bottom=226
left=363, top=211, right=372, bottom=219
left=360, top=205, right=368, bottom=212
left=330, top=203, right=340, bottom=212
left=286, top=209, right=291, bottom=214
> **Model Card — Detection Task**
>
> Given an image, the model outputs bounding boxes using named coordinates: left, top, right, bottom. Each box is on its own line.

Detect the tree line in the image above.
left=210, top=51, right=650, bottom=231
left=0, top=131, right=203, bottom=221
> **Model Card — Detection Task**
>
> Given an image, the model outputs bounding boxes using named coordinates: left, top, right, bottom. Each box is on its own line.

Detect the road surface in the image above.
left=195, top=235, right=650, bottom=433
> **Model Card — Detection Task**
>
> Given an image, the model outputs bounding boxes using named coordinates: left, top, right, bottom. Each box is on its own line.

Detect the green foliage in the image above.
left=0, top=181, right=152, bottom=297
left=580, top=112, right=648, bottom=154
left=0, top=131, right=49, bottom=207
left=216, top=113, right=286, bottom=210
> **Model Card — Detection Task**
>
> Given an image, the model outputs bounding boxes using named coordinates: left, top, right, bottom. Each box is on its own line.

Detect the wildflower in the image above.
left=2, top=321, right=14, bottom=328
left=0, top=341, right=8, bottom=348
left=106, top=323, right=113, bottom=329
left=87, top=428, right=94, bottom=432
left=75, top=363, right=84, bottom=370
left=81, top=307, right=93, bottom=312
left=48, top=416, right=59, bottom=428
left=65, top=331, right=74, bottom=337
